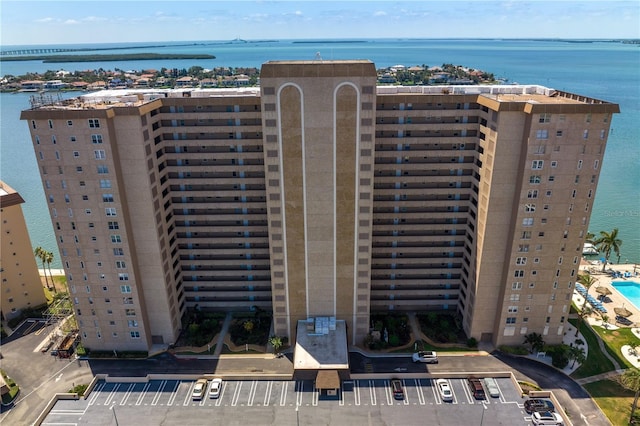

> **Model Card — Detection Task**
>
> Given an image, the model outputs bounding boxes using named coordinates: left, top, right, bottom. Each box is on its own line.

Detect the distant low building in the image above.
left=0, top=181, right=47, bottom=320
left=20, top=80, right=44, bottom=91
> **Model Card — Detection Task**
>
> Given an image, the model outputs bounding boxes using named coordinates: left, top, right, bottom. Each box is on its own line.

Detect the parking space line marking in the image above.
left=354, top=380, right=360, bottom=406
left=183, top=381, right=195, bottom=406
left=429, top=379, right=442, bottom=405
left=402, top=380, right=409, bottom=405
left=339, top=387, right=344, bottom=406
left=247, top=381, right=258, bottom=406
left=280, top=381, right=288, bottom=406
left=119, top=383, right=135, bottom=405
left=135, top=382, right=151, bottom=406
left=296, top=381, right=304, bottom=407
left=312, top=385, right=318, bottom=407
left=460, top=379, right=474, bottom=404
left=263, top=381, right=273, bottom=406
left=166, top=381, right=179, bottom=406
left=103, top=383, right=121, bottom=406
left=368, top=380, right=376, bottom=406
left=414, top=379, right=425, bottom=405
left=152, top=380, right=167, bottom=406
left=215, top=382, right=227, bottom=406
left=87, top=382, right=105, bottom=406
left=384, top=381, right=393, bottom=406
left=231, top=381, right=243, bottom=406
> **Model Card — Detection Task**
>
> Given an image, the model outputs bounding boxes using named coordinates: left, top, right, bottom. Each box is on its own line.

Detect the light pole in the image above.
left=480, top=401, right=487, bottom=425
left=110, top=403, right=119, bottom=426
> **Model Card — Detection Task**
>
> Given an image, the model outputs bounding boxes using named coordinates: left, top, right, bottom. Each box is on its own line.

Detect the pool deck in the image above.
left=575, top=261, right=640, bottom=367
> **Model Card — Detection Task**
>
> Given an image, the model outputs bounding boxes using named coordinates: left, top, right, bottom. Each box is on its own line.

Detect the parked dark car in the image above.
left=391, top=379, right=404, bottom=400
left=524, top=398, right=555, bottom=414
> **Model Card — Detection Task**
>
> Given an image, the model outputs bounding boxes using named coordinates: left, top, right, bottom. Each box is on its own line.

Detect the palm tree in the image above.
left=523, top=332, right=545, bottom=354
left=34, top=246, right=50, bottom=290
left=568, top=345, right=586, bottom=368
left=45, top=250, right=56, bottom=293
left=585, top=231, right=596, bottom=245
left=595, top=228, right=622, bottom=272
left=268, top=335, right=283, bottom=355
left=576, top=273, right=598, bottom=336
left=618, top=368, right=640, bottom=424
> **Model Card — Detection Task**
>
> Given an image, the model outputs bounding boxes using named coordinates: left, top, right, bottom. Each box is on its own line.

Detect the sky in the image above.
left=1, top=0, right=638, bottom=46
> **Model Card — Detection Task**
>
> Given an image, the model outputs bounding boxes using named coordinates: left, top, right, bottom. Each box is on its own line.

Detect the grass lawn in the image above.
left=0, top=370, right=20, bottom=405
left=583, top=379, right=635, bottom=426
left=591, top=325, right=637, bottom=369
left=570, top=319, right=616, bottom=379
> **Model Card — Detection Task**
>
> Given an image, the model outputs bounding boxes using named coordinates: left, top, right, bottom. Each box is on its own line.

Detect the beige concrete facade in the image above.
left=0, top=181, right=47, bottom=320
left=21, top=61, right=619, bottom=351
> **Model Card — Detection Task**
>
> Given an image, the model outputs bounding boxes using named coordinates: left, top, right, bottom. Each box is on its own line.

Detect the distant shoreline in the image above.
left=0, top=53, right=216, bottom=63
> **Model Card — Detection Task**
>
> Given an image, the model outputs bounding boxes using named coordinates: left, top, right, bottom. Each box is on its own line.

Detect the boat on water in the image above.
left=583, top=243, right=599, bottom=255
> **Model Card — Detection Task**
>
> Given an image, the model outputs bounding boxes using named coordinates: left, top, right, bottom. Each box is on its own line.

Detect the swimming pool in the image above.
left=612, top=281, right=640, bottom=310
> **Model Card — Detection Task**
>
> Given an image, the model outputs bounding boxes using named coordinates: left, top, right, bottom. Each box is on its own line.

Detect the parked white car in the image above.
left=532, top=411, right=564, bottom=425
left=209, top=378, right=223, bottom=399
left=192, top=379, right=208, bottom=400
left=435, top=379, right=453, bottom=402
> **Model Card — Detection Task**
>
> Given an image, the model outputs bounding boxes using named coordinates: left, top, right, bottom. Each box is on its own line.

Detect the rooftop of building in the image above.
left=22, top=83, right=615, bottom=111
left=0, top=181, right=25, bottom=208
left=293, top=318, right=349, bottom=370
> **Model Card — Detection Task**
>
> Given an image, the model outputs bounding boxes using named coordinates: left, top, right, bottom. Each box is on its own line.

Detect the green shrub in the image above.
left=498, top=345, right=529, bottom=355
left=467, top=337, right=478, bottom=348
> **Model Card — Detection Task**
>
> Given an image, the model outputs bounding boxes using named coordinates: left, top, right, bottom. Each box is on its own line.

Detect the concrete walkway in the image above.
left=575, top=368, right=629, bottom=385
left=213, top=312, right=233, bottom=356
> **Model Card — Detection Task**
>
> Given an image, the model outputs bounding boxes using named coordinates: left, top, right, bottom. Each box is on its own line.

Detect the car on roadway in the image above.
left=435, top=379, right=453, bottom=402
left=192, top=378, right=208, bottom=400
left=531, top=410, right=564, bottom=425
left=209, top=378, right=222, bottom=399
left=391, top=379, right=404, bottom=400
left=412, top=350, right=438, bottom=363
left=524, top=398, right=555, bottom=414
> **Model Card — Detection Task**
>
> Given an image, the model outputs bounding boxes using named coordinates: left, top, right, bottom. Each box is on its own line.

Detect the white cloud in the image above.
left=34, top=17, right=55, bottom=23
left=64, top=19, right=79, bottom=25
left=373, top=11, right=387, bottom=17
left=83, top=16, right=108, bottom=22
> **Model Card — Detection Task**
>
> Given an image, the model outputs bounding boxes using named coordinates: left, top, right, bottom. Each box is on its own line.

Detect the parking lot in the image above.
left=42, top=377, right=537, bottom=425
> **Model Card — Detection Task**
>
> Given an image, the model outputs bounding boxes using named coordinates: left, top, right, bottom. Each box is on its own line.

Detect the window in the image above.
left=97, top=165, right=109, bottom=174
left=510, top=294, right=520, bottom=301
left=548, top=176, right=555, bottom=182
left=529, top=175, right=541, bottom=184
left=514, top=270, right=524, bottom=278
left=111, top=235, right=122, bottom=243
left=594, top=159, right=599, bottom=169
left=128, top=320, right=138, bottom=327
left=506, top=317, right=516, bottom=324
left=518, top=244, right=529, bottom=253
left=577, top=160, right=583, bottom=170
left=583, top=130, right=589, bottom=139
left=116, top=261, right=126, bottom=269
left=118, top=273, right=129, bottom=281
left=89, top=119, right=100, bottom=128
left=124, top=297, right=133, bottom=304
left=130, top=331, right=140, bottom=339
left=126, top=309, right=136, bottom=317
left=516, top=257, right=527, bottom=265
left=556, top=130, right=563, bottom=137
left=91, top=134, right=103, bottom=144
left=108, top=221, right=119, bottom=230
left=120, top=285, right=131, bottom=293
left=600, top=129, right=606, bottom=139
left=527, top=190, right=538, bottom=199
left=113, top=248, right=124, bottom=256
left=82, top=195, right=89, bottom=201
left=94, top=150, right=106, bottom=160
left=106, top=208, right=117, bottom=216
left=525, top=204, right=536, bottom=212
left=512, top=282, right=523, bottom=290
left=539, top=114, right=551, bottom=123
left=73, top=151, right=80, bottom=158
left=508, top=306, right=518, bottom=313
left=76, top=166, right=83, bottom=172
left=48, top=119, right=53, bottom=129
left=100, top=179, right=111, bottom=188
left=534, top=145, right=545, bottom=154
left=70, top=136, right=76, bottom=142
left=551, top=161, right=557, bottom=168
left=102, top=194, right=114, bottom=202
left=521, top=231, right=531, bottom=239
left=535, top=130, right=548, bottom=140
left=522, top=218, right=534, bottom=226
left=531, top=160, right=544, bottom=170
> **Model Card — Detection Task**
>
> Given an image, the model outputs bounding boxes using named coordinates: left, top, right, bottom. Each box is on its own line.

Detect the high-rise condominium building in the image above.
left=21, top=60, right=619, bottom=353
left=0, top=181, right=47, bottom=320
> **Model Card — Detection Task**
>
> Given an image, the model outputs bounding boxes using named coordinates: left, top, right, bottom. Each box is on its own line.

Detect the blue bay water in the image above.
left=1, top=39, right=638, bottom=267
